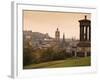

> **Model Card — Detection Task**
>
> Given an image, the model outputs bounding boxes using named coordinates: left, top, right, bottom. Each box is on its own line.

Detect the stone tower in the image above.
left=79, top=15, right=91, bottom=41
left=62, top=33, right=66, bottom=47
left=55, top=28, right=60, bottom=41
left=63, top=33, right=65, bottom=43
left=77, top=15, right=91, bottom=57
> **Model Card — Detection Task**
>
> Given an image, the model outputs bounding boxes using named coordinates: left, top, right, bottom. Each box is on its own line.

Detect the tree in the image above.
left=23, top=40, right=34, bottom=66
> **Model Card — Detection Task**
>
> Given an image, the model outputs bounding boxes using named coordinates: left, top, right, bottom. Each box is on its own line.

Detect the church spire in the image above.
left=63, top=33, right=65, bottom=42
left=62, top=33, right=66, bottom=47
left=85, top=15, right=87, bottom=20
left=57, top=27, right=59, bottom=31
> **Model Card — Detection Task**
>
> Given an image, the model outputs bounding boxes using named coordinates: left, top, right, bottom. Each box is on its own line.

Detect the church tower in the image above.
left=63, top=33, right=65, bottom=42
left=55, top=28, right=60, bottom=41
left=62, top=33, right=66, bottom=47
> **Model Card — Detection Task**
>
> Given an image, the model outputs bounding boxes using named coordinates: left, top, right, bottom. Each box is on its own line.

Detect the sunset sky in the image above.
left=23, top=10, right=91, bottom=39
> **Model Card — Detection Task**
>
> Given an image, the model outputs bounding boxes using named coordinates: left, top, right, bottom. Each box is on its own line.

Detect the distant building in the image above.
left=77, top=15, right=91, bottom=57
left=23, top=31, right=33, bottom=48
left=55, top=28, right=60, bottom=41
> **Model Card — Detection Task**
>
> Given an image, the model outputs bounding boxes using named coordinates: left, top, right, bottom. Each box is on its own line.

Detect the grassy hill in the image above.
left=24, top=56, right=91, bottom=69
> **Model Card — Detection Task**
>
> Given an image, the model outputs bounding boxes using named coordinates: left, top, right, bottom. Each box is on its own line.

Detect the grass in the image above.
left=24, top=56, right=91, bottom=69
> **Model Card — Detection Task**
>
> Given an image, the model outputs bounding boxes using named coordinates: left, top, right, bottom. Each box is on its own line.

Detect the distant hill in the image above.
left=32, top=32, right=52, bottom=40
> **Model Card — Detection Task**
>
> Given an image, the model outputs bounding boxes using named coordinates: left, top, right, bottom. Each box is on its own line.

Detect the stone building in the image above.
left=55, top=28, right=60, bottom=41
left=77, top=16, right=91, bottom=57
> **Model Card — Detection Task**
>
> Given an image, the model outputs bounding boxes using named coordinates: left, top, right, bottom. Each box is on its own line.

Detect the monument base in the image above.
left=76, top=41, right=91, bottom=57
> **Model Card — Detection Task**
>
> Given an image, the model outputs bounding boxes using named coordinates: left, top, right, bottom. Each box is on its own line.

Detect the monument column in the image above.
left=79, top=16, right=90, bottom=41
left=80, top=25, right=82, bottom=41
left=89, top=26, right=91, bottom=41
left=78, top=15, right=91, bottom=57
left=82, top=26, right=84, bottom=41
left=85, top=26, right=88, bottom=40
left=80, top=25, right=84, bottom=41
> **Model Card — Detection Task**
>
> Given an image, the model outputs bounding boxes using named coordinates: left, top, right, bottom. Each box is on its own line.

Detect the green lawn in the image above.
left=24, top=56, right=91, bottom=69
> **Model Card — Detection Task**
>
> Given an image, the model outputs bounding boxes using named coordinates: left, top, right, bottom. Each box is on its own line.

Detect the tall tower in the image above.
left=79, top=15, right=91, bottom=41
left=62, top=33, right=66, bottom=47
left=55, top=28, right=60, bottom=41
left=77, top=15, right=91, bottom=57
left=63, top=33, right=65, bottom=43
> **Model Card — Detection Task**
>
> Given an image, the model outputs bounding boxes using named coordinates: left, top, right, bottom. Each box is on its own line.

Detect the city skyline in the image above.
left=23, top=10, right=91, bottom=39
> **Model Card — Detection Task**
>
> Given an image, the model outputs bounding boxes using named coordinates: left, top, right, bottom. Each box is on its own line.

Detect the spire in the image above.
left=62, top=33, right=66, bottom=47
left=63, top=33, right=65, bottom=39
left=57, top=27, right=59, bottom=31
left=85, top=15, right=87, bottom=20
left=63, top=33, right=65, bottom=42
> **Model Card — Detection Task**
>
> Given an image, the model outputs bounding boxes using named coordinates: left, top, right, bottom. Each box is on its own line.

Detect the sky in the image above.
left=23, top=10, right=91, bottom=39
